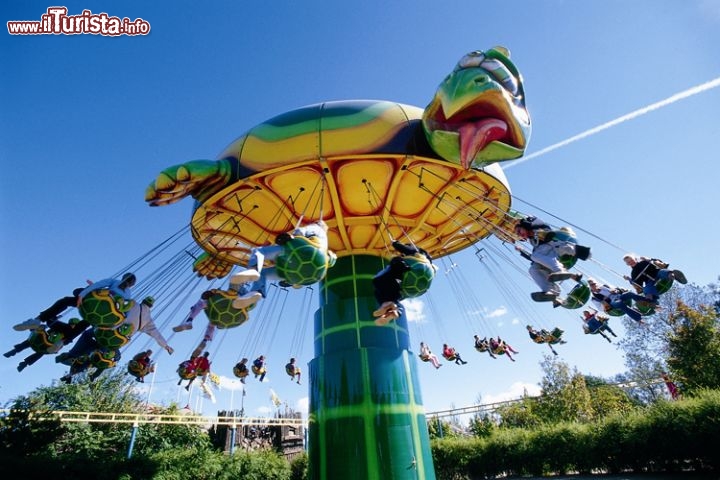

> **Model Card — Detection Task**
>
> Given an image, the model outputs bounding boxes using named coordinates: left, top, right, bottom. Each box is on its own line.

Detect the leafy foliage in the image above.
left=667, top=302, right=720, bottom=393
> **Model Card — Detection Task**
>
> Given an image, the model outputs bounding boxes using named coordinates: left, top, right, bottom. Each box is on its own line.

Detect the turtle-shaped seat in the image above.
left=233, top=361, right=249, bottom=379
left=285, top=363, right=301, bottom=379
left=28, top=327, right=65, bottom=354
left=400, top=254, right=438, bottom=299
left=418, top=354, right=434, bottom=363
left=634, top=277, right=674, bottom=315
left=127, top=359, right=152, bottom=380
left=491, top=345, right=507, bottom=356
left=89, top=348, right=120, bottom=370
left=78, top=289, right=134, bottom=328
left=604, top=297, right=632, bottom=317
left=177, top=360, right=197, bottom=380
left=93, top=321, right=136, bottom=350
left=204, top=290, right=256, bottom=329
left=474, top=341, right=490, bottom=353
left=559, top=282, right=591, bottom=309
left=275, top=236, right=336, bottom=286
left=441, top=350, right=458, bottom=362
left=542, top=327, right=565, bottom=345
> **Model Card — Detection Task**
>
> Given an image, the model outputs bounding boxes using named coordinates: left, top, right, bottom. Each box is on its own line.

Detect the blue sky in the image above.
left=2, top=1, right=719, bottom=419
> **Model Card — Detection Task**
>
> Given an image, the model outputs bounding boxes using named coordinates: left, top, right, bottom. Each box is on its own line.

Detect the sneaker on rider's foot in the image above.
left=55, top=352, right=71, bottom=364
left=13, top=318, right=41, bottom=331
left=232, top=292, right=262, bottom=309
left=231, top=269, right=261, bottom=283
left=173, top=322, right=193, bottom=333
left=671, top=270, right=688, bottom=284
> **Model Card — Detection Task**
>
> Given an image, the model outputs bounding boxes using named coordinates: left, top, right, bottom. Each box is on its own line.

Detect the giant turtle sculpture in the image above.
left=146, top=47, right=530, bottom=278
left=146, top=47, right=531, bottom=480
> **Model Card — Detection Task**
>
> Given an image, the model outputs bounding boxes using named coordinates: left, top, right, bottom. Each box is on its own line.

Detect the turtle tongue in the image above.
left=458, top=119, right=508, bottom=169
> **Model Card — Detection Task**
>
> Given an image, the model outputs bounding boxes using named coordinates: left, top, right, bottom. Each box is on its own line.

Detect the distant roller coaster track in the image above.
left=0, top=379, right=663, bottom=425
left=0, top=401, right=519, bottom=426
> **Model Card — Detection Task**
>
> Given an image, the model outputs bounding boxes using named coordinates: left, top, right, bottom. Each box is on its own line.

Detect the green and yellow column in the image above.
left=307, top=255, right=436, bottom=480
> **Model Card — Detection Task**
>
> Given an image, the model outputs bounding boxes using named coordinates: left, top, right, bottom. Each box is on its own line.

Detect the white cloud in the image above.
left=217, top=374, right=246, bottom=391
left=486, top=306, right=507, bottom=318
left=482, top=381, right=541, bottom=404
left=402, top=298, right=426, bottom=323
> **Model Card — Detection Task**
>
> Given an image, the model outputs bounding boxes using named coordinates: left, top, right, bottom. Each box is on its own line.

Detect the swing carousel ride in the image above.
left=7, top=47, right=686, bottom=480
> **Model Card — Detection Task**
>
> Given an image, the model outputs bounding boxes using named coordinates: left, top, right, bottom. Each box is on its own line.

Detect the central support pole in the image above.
left=307, top=255, right=436, bottom=480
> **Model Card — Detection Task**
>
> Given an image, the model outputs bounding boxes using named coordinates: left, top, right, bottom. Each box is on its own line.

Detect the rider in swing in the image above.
left=513, top=216, right=588, bottom=307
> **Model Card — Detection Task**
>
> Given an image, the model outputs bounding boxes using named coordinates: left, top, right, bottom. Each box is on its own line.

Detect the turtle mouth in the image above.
left=427, top=100, right=525, bottom=168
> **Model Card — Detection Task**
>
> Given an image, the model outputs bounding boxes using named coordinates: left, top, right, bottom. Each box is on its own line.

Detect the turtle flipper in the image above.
left=145, top=159, right=233, bottom=206
left=193, top=252, right=234, bottom=279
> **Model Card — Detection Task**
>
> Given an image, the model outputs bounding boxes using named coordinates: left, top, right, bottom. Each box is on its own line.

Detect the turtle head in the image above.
left=422, top=47, right=531, bottom=169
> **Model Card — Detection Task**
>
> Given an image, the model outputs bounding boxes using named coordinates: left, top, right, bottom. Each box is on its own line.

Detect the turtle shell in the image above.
left=204, top=290, right=256, bottom=329
left=400, top=255, right=437, bottom=299
left=93, top=322, right=136, bottom=349
left=79, top=289, right=133, bottom=328
left=275, top=237, right=332, bottom=286
left=189, top=100, right=513, bottom=270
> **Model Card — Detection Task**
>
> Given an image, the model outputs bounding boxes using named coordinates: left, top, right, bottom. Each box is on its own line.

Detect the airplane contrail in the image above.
left=504, top=76, right=720, bottom=169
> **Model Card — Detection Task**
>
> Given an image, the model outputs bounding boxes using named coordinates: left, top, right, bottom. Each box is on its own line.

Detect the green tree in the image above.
left=535, top=355, right=594, bottom=423
left=584, top=375, right=639, bottom=418
left=468, top=414, right=496, bottom=438
left=1, top=370, right=211, bottom=460
left=0, top=395, right=64, bottom=455
left=495, top=395, right=541, bottom=428
left=427, top=417, right=459, bottom=439
left=666, top=302, right=720, bottom=393
left=617, top=281, right=718, bottom=403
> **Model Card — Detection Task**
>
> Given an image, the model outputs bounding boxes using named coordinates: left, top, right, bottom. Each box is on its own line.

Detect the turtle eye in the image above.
left=479, top=58, right=520, bottom=96
left=456, top=51, right=486, bottom=70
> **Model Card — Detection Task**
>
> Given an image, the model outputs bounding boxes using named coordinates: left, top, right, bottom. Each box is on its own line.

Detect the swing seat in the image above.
left=474, top=343, right=489, bottom=353
left=28, top=327, right=65, bottom=354
left=89, top=349, right=118, bottom=370
left=418, top=354, right=432, bottom=362
left=128, top=360, right=151, bottom=378
left=205, top=290, right=254, bottom=329
left=275, top=237, right=333, bottom=286
left=441, top=351, right=457, bottom=361
left=177, top=360, right=197, bottom=380
left=400, top=255, right=437, bottom=299
left=285, top=365, right=301, bottom=377
left=233, top=365, right=249, bottom=378
left=252, top=365, right=266, bottom=376
left=548, top=228, right=579, bottom=269
left=93, top=321, right=136, bottom=350
left=604, top=299, right=630, bottom=317
left=79, top=289, right=133, bottom=328
left=634, top=300, right=657, bottom=316
left=634, top=278, right=673, bottom=315
left=561, top=282, right=590, bottom=309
